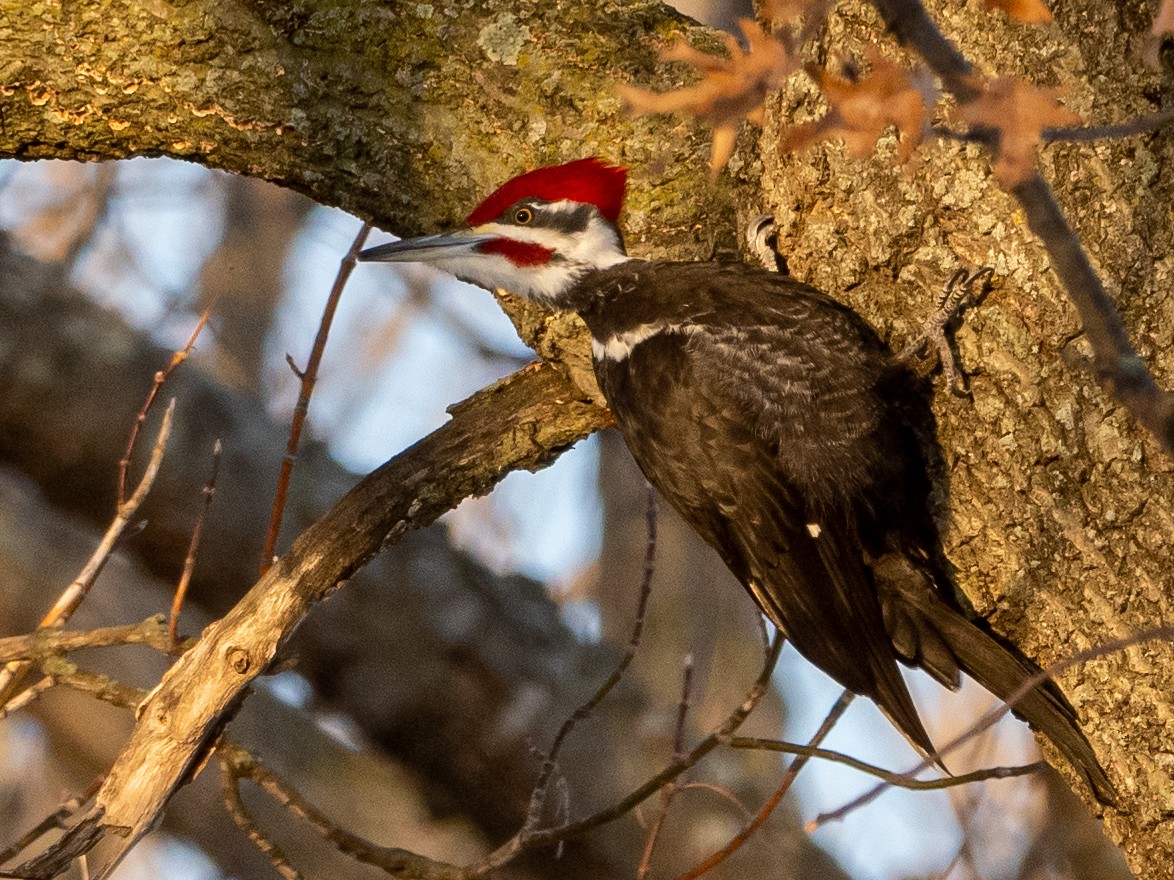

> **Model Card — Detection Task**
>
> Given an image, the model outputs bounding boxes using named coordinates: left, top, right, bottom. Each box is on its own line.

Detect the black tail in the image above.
left=876, top=554, right=1118, bottom=805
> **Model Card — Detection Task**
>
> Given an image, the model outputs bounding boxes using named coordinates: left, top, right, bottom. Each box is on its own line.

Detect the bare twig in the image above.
left=638, top=654, right=695, bottom=879
left=872, top=0, right=1174, bottom=453
left=217, top=742, right=465, bottom=880
left=1013, top=173, right=1174, bottom=451
left=1041, top=105, right=1174, bottom=142
left=472, top=634, right=785, bottom=874
left=0, top=655, right=463, bottom=880
left=220, top=758, right=302, bottom=880
left=935, top=104, right=1174, bottom=145
left=0, top=778, right=103, bottom=867
left=51, top=664, right=147, bottom=710
left=523, top=484, right=659, bottom=830
left=808, top=626, right=1174, bottom=830
left=674, top=691, right=854, bottom=880
left=118, top=313, right=208, bottom=504
left=0, top=617, right=171, bottom=664
left=47, top=399, right=174, bottom=628
left=8, top=360, right=609, bottom=880
left=727, top=738, right=1043, bottom=790
left=261, top=222, right=372, bottom=574
left=0, top=402, right=175, bottom=707
left=0, top=676, right=54, bottom=719
left=170, top=440, right=222, bottom=651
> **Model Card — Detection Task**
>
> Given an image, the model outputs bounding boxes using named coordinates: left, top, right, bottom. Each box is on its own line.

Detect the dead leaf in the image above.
left=958, top=77, right=1080, bottom=187
left=618, top=19, right=797, bottom=178
left=782, top=53, right=934, bottom=163
left=1145, top=0, right=1174, bottom=67
left=1154, top=0, right=1174, bottom=35
left=984, top=0, right=1052, bottom=24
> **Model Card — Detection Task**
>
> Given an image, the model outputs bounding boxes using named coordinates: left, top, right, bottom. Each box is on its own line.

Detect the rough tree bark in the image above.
left=752, top=0, right=1174, bottom=875
left=2, top=0, right=1172, bottom=876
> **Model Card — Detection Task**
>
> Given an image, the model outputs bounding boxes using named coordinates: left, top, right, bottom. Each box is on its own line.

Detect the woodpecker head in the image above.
left=358, top=158, right=630, bottom=305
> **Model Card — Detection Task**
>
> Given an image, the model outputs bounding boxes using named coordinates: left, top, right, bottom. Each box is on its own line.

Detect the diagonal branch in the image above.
left=8, top=361, right=610, bottom=880
left=0, top=401, right=176, bottom=707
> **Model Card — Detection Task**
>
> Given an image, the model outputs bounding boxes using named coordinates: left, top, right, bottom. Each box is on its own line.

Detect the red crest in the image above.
left=466, top=158, right=628, bottom=226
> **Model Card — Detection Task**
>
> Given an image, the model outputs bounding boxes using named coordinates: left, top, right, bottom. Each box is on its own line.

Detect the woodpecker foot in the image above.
left=746, top=215, right=786, bottom=273
left=898, top=267, right=993, bottom=394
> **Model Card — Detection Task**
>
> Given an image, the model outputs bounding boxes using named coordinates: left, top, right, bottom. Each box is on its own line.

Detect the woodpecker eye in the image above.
left=513, top=207, right=534, bottom=225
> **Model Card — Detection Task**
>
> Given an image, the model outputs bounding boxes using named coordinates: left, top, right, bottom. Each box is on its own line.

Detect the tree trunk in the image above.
left=753, top=0, right=1174, bottom=874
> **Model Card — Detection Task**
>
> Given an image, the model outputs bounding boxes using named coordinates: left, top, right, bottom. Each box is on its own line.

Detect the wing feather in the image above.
left=600, top=315, right=936, bottom=757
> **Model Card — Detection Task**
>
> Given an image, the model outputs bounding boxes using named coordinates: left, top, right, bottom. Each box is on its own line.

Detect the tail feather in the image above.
left=807, top=527, right=941, bottom=764
left=926, top=603, right=1118, bottom=804
left=876, top=554, right=1118, bottom=805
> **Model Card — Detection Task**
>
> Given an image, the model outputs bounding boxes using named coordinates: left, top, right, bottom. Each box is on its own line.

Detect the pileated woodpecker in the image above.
left=359, top=158, right=1115, bottom=803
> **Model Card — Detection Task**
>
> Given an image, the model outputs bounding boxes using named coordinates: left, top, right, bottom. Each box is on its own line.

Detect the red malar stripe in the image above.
left=477, top=238, right=554, bottom=267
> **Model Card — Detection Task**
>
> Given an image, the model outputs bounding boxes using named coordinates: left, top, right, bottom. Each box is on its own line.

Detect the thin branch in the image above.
left=638, top=654, right=695, bottom=879
left=933, top=104, right=1174, bottom=145
left=728, top=738, right=1043, bottom=790
left=219, top=759, right=302, bottom=880
left=808, top=625, right=1174, bottom=829
left=118, top=313, right=209, bottom=504
left=0, top=778, right=102, bottom=867
left=871, top=0, right=1174, bottom=453
left=0, top=617, right=171, bottom=664
left=170, top=440, right=222, bottom=651
left=51, top=665, right=147, bottom=711
left=43, top=400, right=175, bottom=628
left=869, top=0, right=976, bottom=99
left=1041, top=105, right=1174, bottom=142
left=9, top=360, right=610, bottom=880
left=471, top=633, right=785, bottom=874
left=261, top=222, right=372, bottom=574
left=217, top=742, right=465, bottom=880
left=674, top=691, right=854, bottom=880
left=1013, top=173, right=1174, bottom=451
left=0, top=676, right=54, bottom=719
left=523, top=484, right=659, bottom=830
left=0, top=402, right=175, bottom=707
left=0, top=657, right=463, bottom=880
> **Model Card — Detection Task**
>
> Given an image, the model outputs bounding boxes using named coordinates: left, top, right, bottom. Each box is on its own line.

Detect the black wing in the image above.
left=595, top=279, right=938, bottom=757
left=584, top=262, right=1114, bottom=800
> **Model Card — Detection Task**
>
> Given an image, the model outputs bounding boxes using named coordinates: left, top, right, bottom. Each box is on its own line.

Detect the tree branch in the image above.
left=9, top=362, right=610, bottom=879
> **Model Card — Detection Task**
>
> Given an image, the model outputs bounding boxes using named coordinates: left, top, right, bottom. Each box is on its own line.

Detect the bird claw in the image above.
left=746, top=215, right=786, bottom=273
left=898, top=267, right=993, bottom=394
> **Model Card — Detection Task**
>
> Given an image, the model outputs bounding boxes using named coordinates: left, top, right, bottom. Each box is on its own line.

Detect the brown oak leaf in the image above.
left=782, top=53, right=934, bottom=163
left=618, top=19, right=797, bottom=177
left=1155, top=0, right=1174, bottom=35
left=1146, top=0, right=1174, bottom=67
left=958, top=77, right=1080, bottom=187
left=984, top=0, right=1053, bottom=24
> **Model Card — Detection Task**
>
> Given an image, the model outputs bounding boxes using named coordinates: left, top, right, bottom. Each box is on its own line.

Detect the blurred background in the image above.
left=0, top=2, right=1134, bottom=872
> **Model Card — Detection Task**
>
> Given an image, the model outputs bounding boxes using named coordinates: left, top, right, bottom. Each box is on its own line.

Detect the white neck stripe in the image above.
left=592, top=322, right=691, bottom=362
